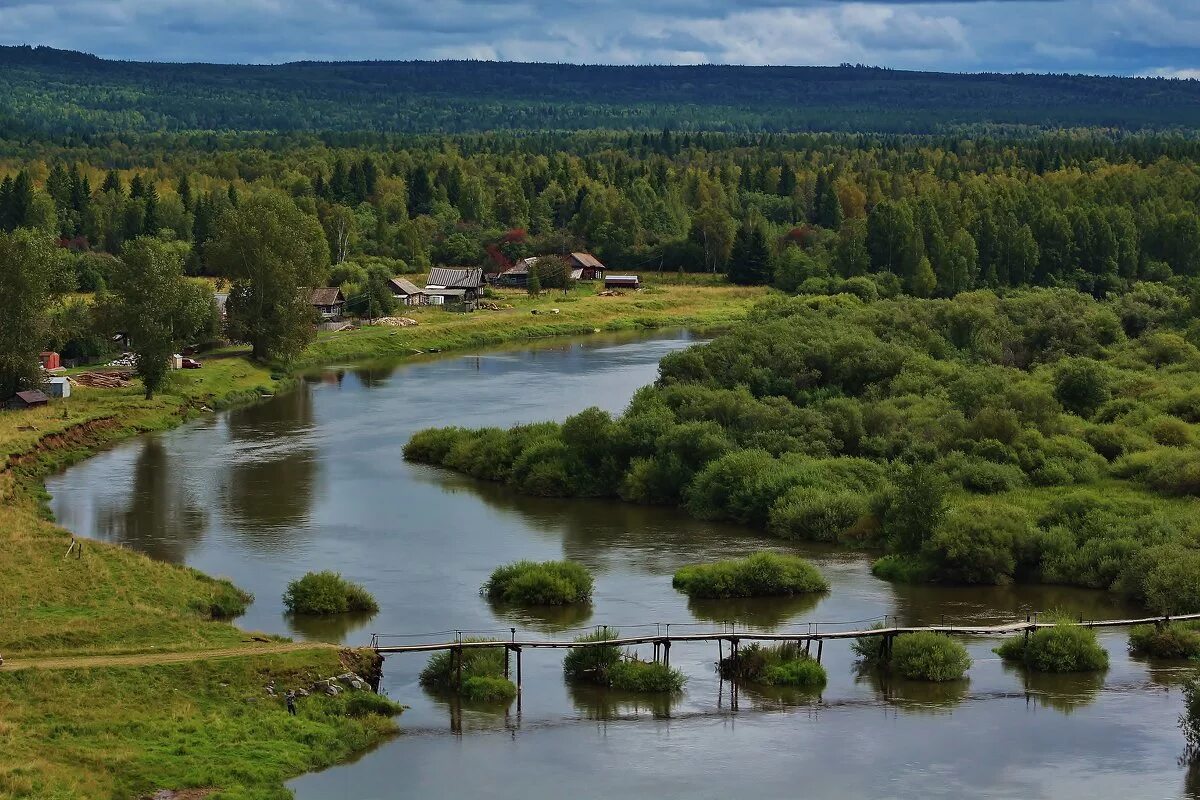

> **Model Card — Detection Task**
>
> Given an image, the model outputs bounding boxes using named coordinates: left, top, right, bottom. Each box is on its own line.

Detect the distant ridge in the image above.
left=2, top=45, right=1199, bottom=136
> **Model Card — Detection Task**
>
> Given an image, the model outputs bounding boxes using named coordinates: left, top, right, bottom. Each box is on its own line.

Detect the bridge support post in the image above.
left=515, top=646, right=523, bottom=692
left=454, top=646, right=463, bottom=689
left=504, top=645, right=510, bottom=680
left=663, top=639, right=671, bottom=669
left=816, top=639, right=823, bottom=664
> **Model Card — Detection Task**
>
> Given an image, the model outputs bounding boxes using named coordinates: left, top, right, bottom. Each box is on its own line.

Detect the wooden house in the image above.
left=425, top=268, right=485, bottom=305
left=310, top=287, right=346, bottom=320
left=387, top=277, right=426, bottom=306
left=566, top=252, right=606, bottom=281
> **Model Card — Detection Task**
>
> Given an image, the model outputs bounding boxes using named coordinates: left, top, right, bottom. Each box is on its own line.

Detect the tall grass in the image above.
left=562, top=628, right=685, bottom=692
left=418, top=638, right=510, bottom=692
left=996, top=622, right=1109, bottom=672
left=718, top=642, right=828, bottom=688
left=672, top=552, right=829, bottom=599
left=283, top=571, right=379, bottom=615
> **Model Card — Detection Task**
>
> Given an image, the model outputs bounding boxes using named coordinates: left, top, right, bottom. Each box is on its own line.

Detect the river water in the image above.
left=45, top=331, right=1200, bottom=800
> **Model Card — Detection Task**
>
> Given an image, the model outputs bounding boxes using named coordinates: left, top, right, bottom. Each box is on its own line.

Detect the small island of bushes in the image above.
left=419, top=639, right=518, bottom=702
left=995, top=621, right=1109, bottom=672
left=1129, top=621, right=1200, bottom=659
left=563, top=628, right=685, bottom=692
left=853, top=630, right=972, bottom=682
left=718, top=643, right=828, bottom=689
left=283, top=571, right=379, bottom=615
left=484, top=560, right=594, bottom=606
left=672, top=552, right=829, bottom=599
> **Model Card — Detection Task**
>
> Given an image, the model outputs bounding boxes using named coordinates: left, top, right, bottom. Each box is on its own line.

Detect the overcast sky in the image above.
left=0, top=0, right=1197, bottom=77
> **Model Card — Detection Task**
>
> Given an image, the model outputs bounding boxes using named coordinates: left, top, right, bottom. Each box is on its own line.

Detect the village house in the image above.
left=424, top=267, right=485, bottom=306
left=310, top=287, right=346, bottom=320
left=386, top=277, right=426, bottom=306
left=497, top=252, right=606, bottom=288
left=565, top=252, right=606, bottom=281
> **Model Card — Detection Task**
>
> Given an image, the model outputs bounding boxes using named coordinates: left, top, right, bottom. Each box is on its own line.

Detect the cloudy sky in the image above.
left=0, top=0, right=1197, bottom=77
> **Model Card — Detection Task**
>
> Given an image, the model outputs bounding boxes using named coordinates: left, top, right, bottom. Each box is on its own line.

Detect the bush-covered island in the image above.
left=407, top=286, right=1200, bottom=612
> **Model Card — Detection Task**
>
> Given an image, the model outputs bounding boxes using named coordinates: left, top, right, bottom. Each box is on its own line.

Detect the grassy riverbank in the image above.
left=0, top=281, right=760, bottom=798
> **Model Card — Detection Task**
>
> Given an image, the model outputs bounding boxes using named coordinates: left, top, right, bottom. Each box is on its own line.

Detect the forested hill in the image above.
left=3, top=45, right=1200, bottom=136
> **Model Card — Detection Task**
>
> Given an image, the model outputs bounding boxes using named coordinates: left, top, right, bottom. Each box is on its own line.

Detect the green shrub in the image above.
left=562, top=628, right=623, bottom=683
left=672, top=552, right=829, bottom=599
left=461, top=676, right=518, bottom=702
left=922, top=501, right=1035, bottom=585
left=1181, top=674, right=1200, bottom=756
left=483, top=560, right=594, bottom=605
left=1053, top=357, right=1111, bottom=417
left=767, top=486, right=867, bottom=542
left=419, top=640, right=508, bottom=691
left=193, top=580, right=253, bottom=620
left=947, top=455, right=1027, bottom=493
left=1151, top=416, right=1193, bottom=447
left=283, top=571, right=379, bottom=615
left=718, top=643, right=827, bottom=688
left=1118, top=545, right=1200, bottom=613
left=850, top=625, right=890, bottom=666
left=609, top=660, right=686, bottom=692
left=563, top=628, right=683, bottom=691
left=1129, top=623, right=1200, bottom=659
left=890, top=632, right=972, bottom=681
left=403, top=427, right=469, bottom=464
left=344, top=692, right=404, bottom=718
left=995, top=623, right=1109, bottom=672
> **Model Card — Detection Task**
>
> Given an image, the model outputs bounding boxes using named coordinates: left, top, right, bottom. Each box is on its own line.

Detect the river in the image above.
left=45, top=330, right=1200, bottom=800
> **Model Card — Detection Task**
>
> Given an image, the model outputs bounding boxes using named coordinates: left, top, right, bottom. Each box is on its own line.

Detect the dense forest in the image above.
left=4, top=47, right=1200, bottom=136
left=406, top=287, right=1200, bottom=612
left=4, top=130, right=1200, bottom=306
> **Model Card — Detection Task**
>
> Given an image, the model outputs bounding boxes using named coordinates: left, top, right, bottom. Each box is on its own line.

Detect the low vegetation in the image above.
left=0, top=649, right=400, bottom=800
left=283, top=571, right=379, bottom=615
left=1182, top=674, right=1200, bottom=760
left=418, top=639, right=515, bottom=699
left=483, top=560, right=594, bottom=606
left=1128, top=622, right=1200, bottom=660
left=852, top=629, right=971, bottom=682
left=671, top=552, right=829, bottom=599
left=718, top=643, right=828, bottom=688
left=562, top=628, right=685, bottom=692
left=996, top=622, right=1110, bottom=672
left=889, top=632, right=972, bottom=682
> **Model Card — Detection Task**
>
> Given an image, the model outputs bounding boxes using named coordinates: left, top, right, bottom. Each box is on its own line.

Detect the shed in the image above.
left=46, top=377, right=71, bottom=398
left=310, top=287, right=346, bottom=320
left=387, top=277, right=426, bottom=306
left=7, top=390, right=49, bottom=410
left=567, top=252, right=606, bottom=281
left=604, top=275, right=641, bottom=290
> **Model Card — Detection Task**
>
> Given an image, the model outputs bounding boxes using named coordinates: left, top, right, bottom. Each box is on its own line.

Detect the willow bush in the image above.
left=283, top=571, right=378, bottom=615
left=672, top=552, right=829, bottom=599
left=996, top=623, right=1109, bottom=672
left=483, top=560, right=594, bottom=606
left=718, top=643, right=828, bottom=689
left=1129, top=622, right=1200, bottom=659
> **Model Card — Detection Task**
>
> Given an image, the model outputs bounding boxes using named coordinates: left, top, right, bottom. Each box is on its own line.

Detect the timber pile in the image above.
left=74, top=371, right=131, bottom=388
left=598, top=290, right=624, bottom=296
left=372, top=317, right=420, bottom=327
left=476, top=302, right=513, bottom=311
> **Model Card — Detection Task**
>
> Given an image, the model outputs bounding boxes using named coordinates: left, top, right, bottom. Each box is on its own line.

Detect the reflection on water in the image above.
left=93, top=438, right=208, bottom=563
left=286, top=611, right=377, bottom=642
left=568, top=683, right=677, bottom=720
left=223, top=388, right=318, bottom=539
left=855, top=668, right=970, bottom=714
left=487, top=599, right=594, bottom=633
left=1003, top=663, right=1106, bottom=714
left=686, top=593, right=824, bottom=630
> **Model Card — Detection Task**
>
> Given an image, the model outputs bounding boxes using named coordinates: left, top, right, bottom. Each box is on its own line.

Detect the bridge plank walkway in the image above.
left=372, top=611, right=1200, bottom=654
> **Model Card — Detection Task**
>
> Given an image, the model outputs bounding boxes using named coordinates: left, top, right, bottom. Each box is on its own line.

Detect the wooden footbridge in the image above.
left=371, top=611, right=1200, bottom=691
